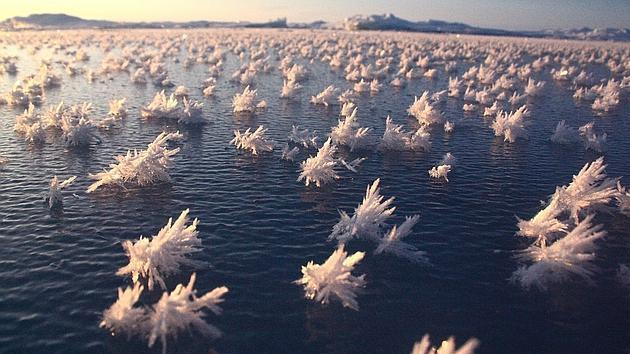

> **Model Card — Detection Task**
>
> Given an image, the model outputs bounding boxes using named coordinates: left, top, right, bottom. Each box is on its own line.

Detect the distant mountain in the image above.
left=1, top=13, right=629, bottom=42
left=342, top=13, right=512, bottom=36
left=535, top=27, right=630, bottom=42
left=0, top=13, right=287, bottom=30
left=1, top=13, right=117, bottom=30
left=342, top=13, right=630, bottom=42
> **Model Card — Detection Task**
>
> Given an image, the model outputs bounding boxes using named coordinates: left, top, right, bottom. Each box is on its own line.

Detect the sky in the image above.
left=2, top=0, right=629, bottom=31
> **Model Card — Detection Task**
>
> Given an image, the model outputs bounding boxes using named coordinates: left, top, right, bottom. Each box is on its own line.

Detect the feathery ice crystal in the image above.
left=280, top=79, right=302, bottom=99
left=297, top=137, right=338, bottom=187
left=100, top=283, right=146, bottom=337
left=232, top=85, right=265, bottom=113
left=374, top=215, right=426, bottom=263
left=45, top=175, right=77, bottom=209
left=310, top=85, right=338, bottom=106
left=491, top=105, right=529, bottom=143
left=379, top=116, right=431, bottom=152
left=330, top=178, right=396, bottom=243
left=117, top=209, right=204, bottom=290
left=428, top=153, right=456, bottom=182
left=281, top=143, right=300, bottom=161
left=514, top=158, right=619, bottom=289
left=230, top=125, right=274, bottom=155
left=147, top=273, right=228, bottom=354
left=141, top=91, right=179, bottom=119
left=579, top=122, right=607, bottom=153
left=108, top=98, right=127, bottom=118
left=288, top=125, right=318, bottom=148
left=407, top=91, right=443, bottom=125
left=550, top=120, right=580, bottom=145
left=513, top=214, right=606, bottom=290
left=410, top=334, right=479, bottom=354
left=295, top=245, right=366, bottom=310
left=86, top=131, right=182, bottom=193
left=330, top=107, right=371, bottom=151
left=516, top=157, right=618, bottom=241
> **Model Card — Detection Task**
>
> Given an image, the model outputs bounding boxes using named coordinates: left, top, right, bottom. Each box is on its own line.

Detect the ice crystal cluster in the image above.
left=87, top=131, right=182, bottom=192
left=117, top=209, right=204, bottom=290
left=491, top=105, right=529, bottom=143
left=379, top=116, right=431, bottom=152
left=230, top=125, right=275, bottom=155
left=101, top=274, right=227, bottom=354
left=141, top=90, right=205, bottom=124
left=311, top=85, right=338, bottom=106
left=232, top=85, right=266, bottom=113
left=297, top=137, right=364, bottom=187
left=428, top=153, right=456, bottom=182
left=330, top=179, right=426, bottom=262
left=14, top=101, right=101, bottom=146
left=330, top=108, right=371, bottom=151
left=45, top=175, right=77, bottom=209
left=407, top=91, right=443, bottom=125
left=513, top=158, right=620, bottom=289
left=410, top=334, right=479, bottom=354
left=295, top=245, right=366, bottom=310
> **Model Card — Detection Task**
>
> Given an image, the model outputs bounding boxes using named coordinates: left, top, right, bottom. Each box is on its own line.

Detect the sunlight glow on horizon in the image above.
left=2, top=0, right=630, bottom=31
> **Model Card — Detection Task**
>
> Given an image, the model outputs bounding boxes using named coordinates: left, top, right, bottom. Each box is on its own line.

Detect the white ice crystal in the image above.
left=379, top=116, right=408, bottom=151
left=179, top=98, right=205, bottom=125
left=340, top=101, right=357, bottom=117
left=517, top=157, right=618, bottom=241
left=330, top=178, right=396, bottom=243
left=375, top=215, right=426, bottom=262
left=117, top=209, right=204, bottom=290
left=491, top=105, right=529, bottom=143
left=524, top=78, right=545, bottom=96
left=410, top=334, right=479, bottom=354
left=513, top=214, right=606, bottom=290
left=550, top=120, right=580, bottom=145
left=280, top=79, right=302, bottom=99
left=444, top=121, right=455, bottom=133
left=147, top=273, right=228, bottom=354
left=407, top=92, right=443, bottom=125
left=282, top=143, right=300, bottom=161
left=516, top=192, right=568, bottom=242
left=141, top=91, right=180, bottom=119
left=108, top=98, right=127, bottom=118
left=370, top=79, right=382, bottom=93
left=311, top=85, right=338, bottom=106
left=297, top=137, right=340, bottom=187
left=295, top=245, right=366, bottom=310
left=45, top=175, right=77, bottom=209
left=232, top=85, right=262, bottom=113
left=41, top=101, right=66, bottom=129
left=288, top=125, right=318, bottom=148
left=616, top=182, right=630, bottom=217
left=428, top=153, right=456, bottom=182
left=579, top=122, right=607, bottom=153
left=483, top=101, right=500, bottom=117
left=100, top=283, right=147, bottom=337
left=353, top=79, right=370, bottom=93
left=174, top=85, right=190, bottom=98
left=330, top=107, right=371, bottom=151
left=86, top=131, right=182, bottom=193
left=557, top=157, right=618, bottom=221
left=379, top=116, right=431, bottom=152
left=61, top=114, right=100, bottom=147
left=230, top=125, right=274, bottom=155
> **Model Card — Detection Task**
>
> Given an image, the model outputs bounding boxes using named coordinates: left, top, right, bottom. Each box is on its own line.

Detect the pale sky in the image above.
left=2, top=0, right=629, bottom=31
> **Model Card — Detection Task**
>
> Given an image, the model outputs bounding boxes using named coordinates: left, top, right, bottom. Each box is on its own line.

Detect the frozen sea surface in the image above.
left=0, top=29, right=629, bottom=354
